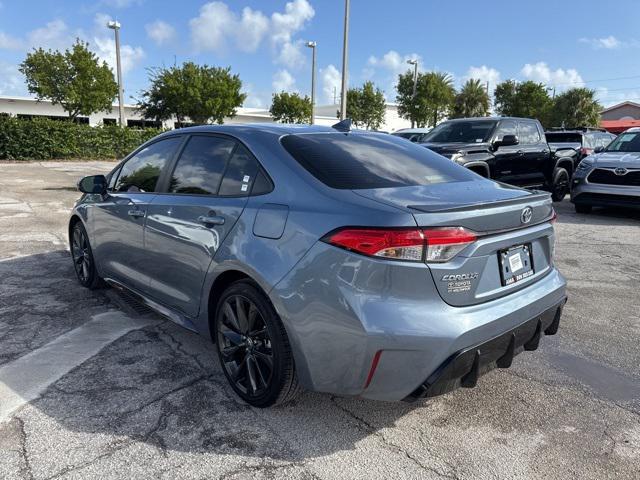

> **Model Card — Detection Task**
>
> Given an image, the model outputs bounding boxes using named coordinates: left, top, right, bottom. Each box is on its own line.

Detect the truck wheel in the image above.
left=551, top=168, right=570, bottom=202
left=574, top=204, right=592, bottom=214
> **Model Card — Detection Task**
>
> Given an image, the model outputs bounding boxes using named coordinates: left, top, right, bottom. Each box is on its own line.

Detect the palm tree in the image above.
left=550, top=88, right=601, bottom=128
left=452, top=79, right=490, bottom=118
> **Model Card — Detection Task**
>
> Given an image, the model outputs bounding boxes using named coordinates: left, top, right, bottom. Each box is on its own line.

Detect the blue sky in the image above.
left=1, top=0, right=640, bottom=108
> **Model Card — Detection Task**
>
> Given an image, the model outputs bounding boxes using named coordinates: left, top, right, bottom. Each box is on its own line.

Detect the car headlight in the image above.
left=450, top=152, right=465, bottom=163
left=576, top=160, right=593, bottom=172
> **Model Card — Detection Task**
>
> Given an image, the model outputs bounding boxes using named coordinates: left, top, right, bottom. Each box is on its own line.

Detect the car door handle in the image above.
left=516, top=150, right=524, bottom=155
left=198, top=215, right=225, bottom=226
left=127, top=208, right=145, bottom=218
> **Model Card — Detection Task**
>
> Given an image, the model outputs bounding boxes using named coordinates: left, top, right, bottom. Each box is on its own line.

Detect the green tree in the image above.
left=452, top=79, right=490, bottom=118
left=550, top=88, right=602, bottom=128
left=346, top=81, right=386, bottom=130
left=138, top=62, right=246, bottom=125
left=269, top=91, right=312, bottom=123
left=494, top=80, right=553, bottom=126
left=19, top=40, right=118, bottom=121
left=396, top=70, right=455, bottom=128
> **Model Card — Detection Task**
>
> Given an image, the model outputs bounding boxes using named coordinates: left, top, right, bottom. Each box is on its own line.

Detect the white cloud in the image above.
left=189, top=0, right=314, bottom=68
left=465, top=65, right=501, bottom=88
left=0, top=61, right=24, bottom=95
left=242, top=83, right=269, bottom=108
left=521, top=62, right=583, bottom=90
left=368, top=50, right=421, bottom=76
left=0, top=31, right=22, bottom=50
left=27, top=19, right=71, bottom=50
left=145, top=20, right=175, bottom=46
left=100, top=0, right=143, bottom=7
left=321, top=64, right=341, bottom=104
left=579, top=35, right=622, bottom=49
left=272, top=69, right=296, bottom=92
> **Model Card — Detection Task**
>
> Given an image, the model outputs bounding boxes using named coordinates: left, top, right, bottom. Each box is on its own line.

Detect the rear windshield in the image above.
left=545, top=132, right=582, bottom=143
left=422, top=121, right=497, bottom=143
left=280, top=133, right=476, bottom=189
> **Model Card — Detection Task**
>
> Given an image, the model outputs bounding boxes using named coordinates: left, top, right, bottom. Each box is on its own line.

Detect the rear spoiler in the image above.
left=408, top=191, right=551, bottom=213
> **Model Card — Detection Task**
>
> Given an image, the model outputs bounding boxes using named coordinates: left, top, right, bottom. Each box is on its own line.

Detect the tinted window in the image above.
left=518, top=121, right=541, bottom=144
left=281, top=133, right=476, bottom=190
left=545, top=132, right=582, bottom=143
left=493, top=121, right=517, bottom=142
left=606, top=132, right=640, bottom=152
left=423, top=121, right=496, bottom=143
left=115, top=137, right=181, bottom=193
left=219, top=145, right=260, bottom=196
left=169, top=136, right=235, bottom=195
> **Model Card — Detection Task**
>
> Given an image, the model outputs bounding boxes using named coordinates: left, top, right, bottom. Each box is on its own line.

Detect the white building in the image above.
left=0, top=95, right=410, bottom=132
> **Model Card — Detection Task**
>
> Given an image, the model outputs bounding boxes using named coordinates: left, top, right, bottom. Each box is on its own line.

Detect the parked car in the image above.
left=571, top=127, right=640, bottom=213
left=392, top=127, right=432, bottom=143
left=70, top=122, right=566, bottom=407
left=420, top=117, right=578, bottom=201
left=545, top=127, right=616, bottom=162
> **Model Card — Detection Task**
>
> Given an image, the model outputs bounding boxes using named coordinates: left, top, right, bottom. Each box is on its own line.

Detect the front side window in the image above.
left=423, top=121, right=497, bottom=144
left=115, top=137, right=182, bottom=193
left=281, top=133, right=477, bottom=190
left=517, top=121, right=541, bottom=144
left=169, top=136, right=235, bottom=195
left=493, top=121, right=517, bottom=142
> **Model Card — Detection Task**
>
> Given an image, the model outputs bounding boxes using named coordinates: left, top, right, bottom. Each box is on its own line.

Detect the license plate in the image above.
left=499, top=244, right=534, bottom=286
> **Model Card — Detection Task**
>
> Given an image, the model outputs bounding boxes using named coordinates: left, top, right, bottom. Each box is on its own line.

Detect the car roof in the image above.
left=393, top=128, right=431, bottom=133
left=443, top=116, right=526, bottom=123
left=624, top=127, right=640, bottom=133
left=159, top=123, right=337, bottom=137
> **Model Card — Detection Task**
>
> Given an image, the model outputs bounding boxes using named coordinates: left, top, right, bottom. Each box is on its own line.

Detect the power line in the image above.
left=553, top=74, right=640, bottom=87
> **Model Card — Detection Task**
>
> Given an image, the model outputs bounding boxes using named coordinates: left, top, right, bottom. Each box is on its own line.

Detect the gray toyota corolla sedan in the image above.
left=571, top=127, right=640, bottom=213
left=70, top=122, right=567, bottom=407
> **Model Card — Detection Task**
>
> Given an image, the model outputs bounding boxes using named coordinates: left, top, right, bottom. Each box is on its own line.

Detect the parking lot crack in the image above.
left=16, top=416, right=34, bottom=480
left=156, top=322, right=209, bottom=374
left=329, top=397, right=459, bottom=479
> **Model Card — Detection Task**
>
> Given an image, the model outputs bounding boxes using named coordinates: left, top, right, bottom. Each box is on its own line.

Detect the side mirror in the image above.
left=78, top=175, right=107, bottom=194
left=594, top=146, right=605, bottom=153
left=494, top=134, right=519, bottom=148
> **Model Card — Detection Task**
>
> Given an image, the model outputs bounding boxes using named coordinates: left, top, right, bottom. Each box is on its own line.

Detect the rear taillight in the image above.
left=422, top=227, right=477, bottom=262
left=580, top=147, right=593, bottom=156
left=323, top=226, right=477, bottom=263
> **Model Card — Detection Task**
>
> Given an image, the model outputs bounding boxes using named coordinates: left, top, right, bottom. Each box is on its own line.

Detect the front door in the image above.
left=143, top=135, right=261, bottom=318
left=91, top=136, right=183, bottom=294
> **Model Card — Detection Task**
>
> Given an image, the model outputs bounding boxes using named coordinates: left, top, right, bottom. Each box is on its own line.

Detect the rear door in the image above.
left=91, top=136, right=183, bottom=294
left=143, top=135, right=261, bottom=317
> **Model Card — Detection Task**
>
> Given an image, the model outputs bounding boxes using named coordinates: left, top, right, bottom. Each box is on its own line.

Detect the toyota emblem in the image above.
left=614, top=167, right=628, bottom=176
left=521, top=207, right=533, bottom=224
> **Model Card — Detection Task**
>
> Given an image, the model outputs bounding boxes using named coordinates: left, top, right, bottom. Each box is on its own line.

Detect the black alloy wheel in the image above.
left=70, top=222, right=101, bottom=289
left=551, top=168, right=570, bottom=202
left=215, top=281, right=299, bottom=407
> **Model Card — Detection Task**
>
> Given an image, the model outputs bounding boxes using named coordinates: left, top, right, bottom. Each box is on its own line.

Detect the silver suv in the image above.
left=71, top=123, right=567, bottom=407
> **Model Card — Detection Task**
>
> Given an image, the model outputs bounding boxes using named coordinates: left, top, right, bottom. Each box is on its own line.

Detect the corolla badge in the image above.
left=614, top=167, right=628, bottom=176
left=520, top=207, right=533, bottom=224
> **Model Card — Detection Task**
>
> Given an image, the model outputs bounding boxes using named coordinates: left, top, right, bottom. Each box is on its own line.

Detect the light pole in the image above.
left=306, top=41, right=317, bottom=124
left=407, top=59, right=418, bottom=128
left=107, top=20, right=125, bottom=127
left=339, top=0, right=350, bottom=120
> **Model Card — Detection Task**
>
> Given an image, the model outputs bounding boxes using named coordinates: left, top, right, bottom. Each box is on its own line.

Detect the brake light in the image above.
left=580, top=147, right=593, bottom=156
left=324, top=228, right=424, bottom=261
left=550, top=208, right=557, bottom=223
left=323, top=226, right=477, bottom=262
left=423, top=227, right=477, bottom=262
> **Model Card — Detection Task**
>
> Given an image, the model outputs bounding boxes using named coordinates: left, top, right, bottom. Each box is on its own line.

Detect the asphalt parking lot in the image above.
left=0, top=161, right=639, bottom=480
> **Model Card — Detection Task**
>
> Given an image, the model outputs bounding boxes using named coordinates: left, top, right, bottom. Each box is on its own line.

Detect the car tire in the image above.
left=551, top=168, right=570, bottom=202
left=574, top=204, right=592, bottom=214
left=70, top=221, right=103, bottom=289
left=214, top=280, right=300, bottom=408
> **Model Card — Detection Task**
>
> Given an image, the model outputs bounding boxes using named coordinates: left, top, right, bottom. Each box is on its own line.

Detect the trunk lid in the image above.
left=353, top=180, right=555, bottom=307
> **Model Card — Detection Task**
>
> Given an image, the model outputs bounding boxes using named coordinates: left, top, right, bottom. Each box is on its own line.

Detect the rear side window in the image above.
left=545, top=132, right=582, bottom=143
left=115, top=137, right=182, bottom=193
left=280, top=133, right=476, bottom=190
left=518, top=121, right=541, bottom=144
left=169, top=136, right=235, bottom=195
left=218, top=145, right=261, bottom=196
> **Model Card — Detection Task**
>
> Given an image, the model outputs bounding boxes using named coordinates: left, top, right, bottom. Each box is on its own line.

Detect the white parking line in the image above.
left=0, top=312, right=157, bottom=423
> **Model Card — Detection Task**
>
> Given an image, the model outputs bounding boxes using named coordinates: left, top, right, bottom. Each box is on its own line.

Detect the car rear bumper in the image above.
left=571, top=183, right=640, bottom=209
left=272, top=242, right=567, bottom=402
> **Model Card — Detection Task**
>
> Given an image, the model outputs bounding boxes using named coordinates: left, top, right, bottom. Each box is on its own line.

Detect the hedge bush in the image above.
left=0, top=116, right=163, bottom=160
